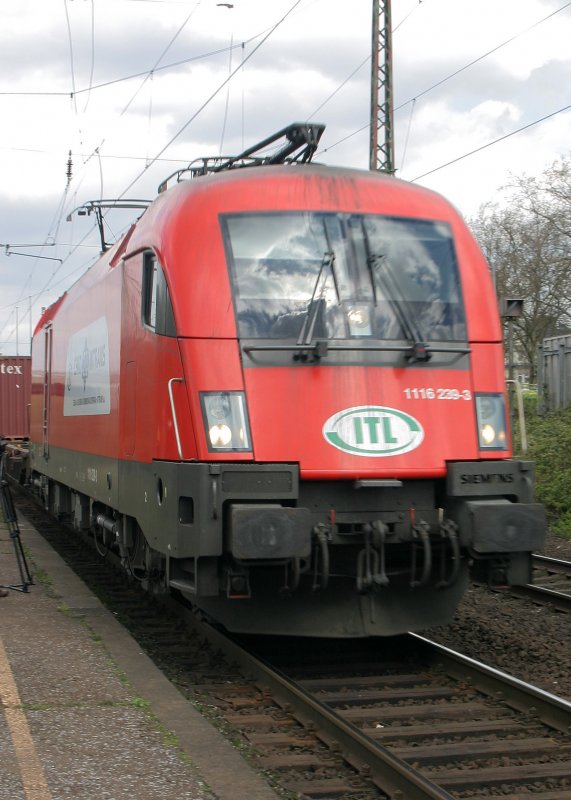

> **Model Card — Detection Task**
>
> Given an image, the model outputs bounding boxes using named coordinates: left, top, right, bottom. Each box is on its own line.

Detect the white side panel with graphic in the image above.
left=64, top=317, right=111, bottom=417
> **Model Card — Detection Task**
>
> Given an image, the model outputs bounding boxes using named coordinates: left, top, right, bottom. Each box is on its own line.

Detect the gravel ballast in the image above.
left=427, top=532, right=571, bottom=701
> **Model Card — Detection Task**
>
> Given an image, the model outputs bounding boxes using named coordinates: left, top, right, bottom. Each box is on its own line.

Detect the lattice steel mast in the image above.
left=369, top=0, right=395, bottom=173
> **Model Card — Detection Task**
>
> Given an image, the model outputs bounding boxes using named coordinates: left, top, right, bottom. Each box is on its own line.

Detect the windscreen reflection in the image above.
left=223, top=212, right=466, bottom=342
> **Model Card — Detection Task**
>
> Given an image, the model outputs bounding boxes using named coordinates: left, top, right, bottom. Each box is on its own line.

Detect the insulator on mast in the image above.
left=66, top=150, right=73, bottom=189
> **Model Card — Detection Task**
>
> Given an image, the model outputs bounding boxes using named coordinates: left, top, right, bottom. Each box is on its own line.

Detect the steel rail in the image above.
left=180, top=611, right=456, bottom=800
left=9, top=486, right=571, bottom=797
left=532, top=554, right=571, bottom=573
left=511, top=582, right=571, bottom=613
left=514, top=554, right=571, bottom=612
left=410, top=633, right=571, bottom=733
left=181, top=612, right=571, bottom=798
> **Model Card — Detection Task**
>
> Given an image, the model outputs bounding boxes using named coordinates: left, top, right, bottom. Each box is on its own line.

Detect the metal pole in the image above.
left=369, top=0, right=380, bottom=171
left=506, top=380, right=527, bottom=454
left=369, top=0, right=395, bottom=173
left=507, top=318, right=515, bottom=433
left=537, top=344, right=545, bottom=415
left=558, top=341, right=566, bottom=410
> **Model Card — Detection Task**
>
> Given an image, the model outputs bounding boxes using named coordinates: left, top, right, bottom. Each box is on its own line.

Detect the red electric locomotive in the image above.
left=28, top=124, right=545, bottom=636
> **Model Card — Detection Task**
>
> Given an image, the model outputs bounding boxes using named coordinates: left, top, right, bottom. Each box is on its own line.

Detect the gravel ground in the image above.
left=427, top=531, right=571, bottom=701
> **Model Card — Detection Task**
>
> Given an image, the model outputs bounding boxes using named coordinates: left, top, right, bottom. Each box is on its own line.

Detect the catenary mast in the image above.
left=370, top=0, right=395, bottom=173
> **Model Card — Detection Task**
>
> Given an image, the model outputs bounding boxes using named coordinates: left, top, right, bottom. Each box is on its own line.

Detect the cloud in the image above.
left=0, top=0, right=570, bottom=353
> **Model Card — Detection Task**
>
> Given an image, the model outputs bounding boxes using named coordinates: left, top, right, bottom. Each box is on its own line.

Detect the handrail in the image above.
left=167, top=378, right=185, bottom=460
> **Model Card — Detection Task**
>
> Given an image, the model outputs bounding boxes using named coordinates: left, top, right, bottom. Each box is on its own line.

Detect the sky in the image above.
left=0, top=0, right=569, bottom=355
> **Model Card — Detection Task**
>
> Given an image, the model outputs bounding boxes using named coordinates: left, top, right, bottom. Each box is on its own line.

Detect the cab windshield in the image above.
left=223, top=212, right=466, bottom=343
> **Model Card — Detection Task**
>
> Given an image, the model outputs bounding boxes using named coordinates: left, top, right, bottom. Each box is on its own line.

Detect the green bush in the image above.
left=514, top=398, right=571, bottom=539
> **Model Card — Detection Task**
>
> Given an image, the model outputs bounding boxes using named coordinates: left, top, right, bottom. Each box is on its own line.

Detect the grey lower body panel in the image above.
left=445, top=459, right=547, bottom=553
left=27, top=447, right=545, bottom=636
left=184, top=568, right=470, bottom=638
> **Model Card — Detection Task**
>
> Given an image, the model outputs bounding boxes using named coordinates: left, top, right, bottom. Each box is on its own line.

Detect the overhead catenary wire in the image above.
left=118, top=0, right=306, bottom=198
left=0, top=22, right=278, bottom=100
left=1, top=0, right=570, bottom=353
left=0, top=1, right=382, bottom=352
left=8, top=2, right=571, bottom=248
left=307, top=0, right=428, bottom=122
left=112, top=0, right=203, bottom=125
left=400, top=97, right=416, bottom=173
left=0, top=220, right=100, bottom=318
left=63, top=0, right=202, bottom=203
left=0, top=43, right=240, bottom=97
left=0, top=0, right=236, bottom=274
left=219, top=31, right=235, bottom=155
left=395, top=0, right=571, bottom=115
left=27, top=0, right=304, bottom=316
left=0, top=229, right=95, bottom=347
left=0, top=109, right=106, bottom=347
left=63, top=0, right=78, bottom=115
left=317, top=0, right=571, bottom=162
left=63, top=0, right=84, bottom=154
left=0, top=0, right=344, bottom=352
left=0, top=1, right=208, bottom=346
left=81, top=0, right=96, bottom=113
left=73, top=0, right=571, bottom=246
left=14, top=0, right=206, bottom=336
left=411, top=102, right=571, bottom=182
left=0, top=146, right=188, bottom=164
left=0, top=177, right=73, bottom=343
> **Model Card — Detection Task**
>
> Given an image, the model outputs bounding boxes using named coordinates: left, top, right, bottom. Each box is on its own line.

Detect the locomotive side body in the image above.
left=28, top=164, right=545, bottom=636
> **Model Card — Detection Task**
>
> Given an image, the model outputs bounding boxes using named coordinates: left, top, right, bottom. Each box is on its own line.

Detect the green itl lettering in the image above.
left=363, top=416, right=380, bottom=444
left=382, top=416, right=397, bottom=444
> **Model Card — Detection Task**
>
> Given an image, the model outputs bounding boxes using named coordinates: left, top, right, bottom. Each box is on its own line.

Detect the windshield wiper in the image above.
left=367, top=253, right=431, bottom=363
left=359, top=219, right=429, bottom=362
left=359, top=218, right=431, bottom=362
left=295, top=248, right=339, bottom=361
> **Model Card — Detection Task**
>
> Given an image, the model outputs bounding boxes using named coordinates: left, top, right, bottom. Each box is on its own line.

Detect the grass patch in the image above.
left=32, top=566, right=62, bottom=598
left=130, top=696, right=151, bottom=710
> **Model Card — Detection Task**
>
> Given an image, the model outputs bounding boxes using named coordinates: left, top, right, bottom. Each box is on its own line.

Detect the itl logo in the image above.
left=323, top=406, right=424, bottom=457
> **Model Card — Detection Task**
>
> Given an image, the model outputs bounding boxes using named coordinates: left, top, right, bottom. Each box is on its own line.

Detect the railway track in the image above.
left=509, top=554, right=571, bottom=613
left=12, top=491, right=571, bottom=800
left=202, top=628, right=571, bottom=800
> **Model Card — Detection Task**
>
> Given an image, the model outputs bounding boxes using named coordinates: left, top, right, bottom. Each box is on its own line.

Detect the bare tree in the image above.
left=468, top=157, right=571, bottom=382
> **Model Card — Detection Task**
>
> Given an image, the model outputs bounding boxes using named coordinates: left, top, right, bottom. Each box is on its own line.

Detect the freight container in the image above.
left=0, top=356, right=31, bottom=439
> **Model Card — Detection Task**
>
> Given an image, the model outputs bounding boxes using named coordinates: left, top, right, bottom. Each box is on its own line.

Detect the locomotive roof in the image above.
left=138, top=161, right=463, bottom=240
left=33, top=157, right=498, bottom=347
left=157, top=121, right=325, bottom=191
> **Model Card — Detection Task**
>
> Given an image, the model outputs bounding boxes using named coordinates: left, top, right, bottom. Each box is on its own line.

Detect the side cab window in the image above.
left=142, top=252, right=176, bottom=336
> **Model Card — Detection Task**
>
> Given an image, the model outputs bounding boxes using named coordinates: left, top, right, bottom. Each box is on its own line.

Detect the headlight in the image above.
left=346, top=304, right=372, bottom=336
left=201, top=392, right=252, bottom=452
left=475, top=393, right=508, bottom=450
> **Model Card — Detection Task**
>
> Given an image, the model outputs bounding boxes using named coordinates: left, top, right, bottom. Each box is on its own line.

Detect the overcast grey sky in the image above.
left=1, top=0, right=569, bottom=355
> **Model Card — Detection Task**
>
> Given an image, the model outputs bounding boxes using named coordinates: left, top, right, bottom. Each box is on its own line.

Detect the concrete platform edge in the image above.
left=18, top=522, right=279, bottom=800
